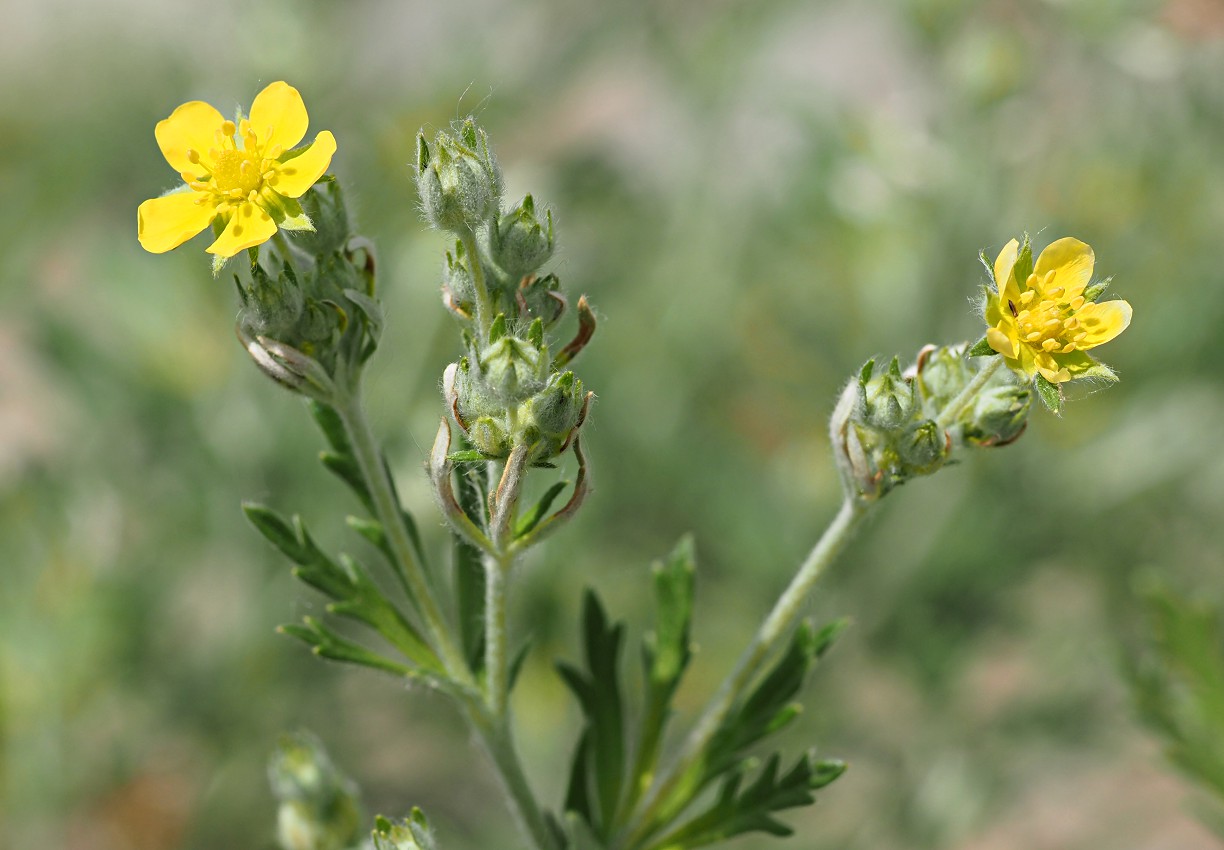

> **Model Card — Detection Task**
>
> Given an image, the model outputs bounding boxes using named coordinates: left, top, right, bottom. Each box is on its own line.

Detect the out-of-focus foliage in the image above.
left=2, top=0, right=1224, bottom=848
left=1129, top=582, right=1224, bottom=838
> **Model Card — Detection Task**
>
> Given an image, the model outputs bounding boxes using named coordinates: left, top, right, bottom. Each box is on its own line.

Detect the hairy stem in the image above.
left=336, top=385, right=471, bottom=684
left=468, top=706, right=560, bottom=850
left=936, top=356, right=1003, bottom=430
left=623, top=498, right=868, bottom=848
left=462, top=228, right=495, bottom=342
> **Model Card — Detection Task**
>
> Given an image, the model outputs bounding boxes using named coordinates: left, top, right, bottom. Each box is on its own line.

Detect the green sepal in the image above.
left=445, top=449, right=489, bottom=463
left=858, top=359, right=874, bottom=389
left=978, top=249, right=996, bottom=290
left=344, top=288, right=384, bottom=342
left=1070, top=359, right=1119, bottom=383
left=1034, top=374, right=1062, bottom=415
left=266, top=195, right=314, bottom=232
left=1011, top=233, right=1034, bottom=289
left=967, top=336, right=998, bottom=358
left=1083, top=277, right=1111, bottom=302
left=515, top=480, right=569, bottom=537
left=489, top=313, right=508, bottom=343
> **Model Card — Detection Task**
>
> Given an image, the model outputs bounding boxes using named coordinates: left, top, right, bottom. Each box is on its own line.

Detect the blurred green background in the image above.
left=3, top=0, right=1224, bottom=847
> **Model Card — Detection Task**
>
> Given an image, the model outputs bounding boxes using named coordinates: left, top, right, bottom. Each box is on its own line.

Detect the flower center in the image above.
left=1011, top=274, right=1088, bottom=354
left=211, top=149, right=263, bottom=195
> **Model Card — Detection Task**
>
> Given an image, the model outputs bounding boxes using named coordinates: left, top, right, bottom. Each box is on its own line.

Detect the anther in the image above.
left=1025, top=331, right=1042, bottom=342
left=1020, top=290, right=1036, bottom=305
left=1071, top=296, right=1085, bottom=310
left=1042, top=338, right=1060, bottom=352
left=1043, top=270, right=1056, bottom=286
left=186, top=149, right=201, bottom=164
left=1060, top=343, right=1076, bottom=353
left=1048, top=286, right=1064, bottom=298
left=1026, top=273, right=1039, bottom=288
left=1073, top=331, right=1087, bottom=342
left=221, top=120, right=237, bottom=136
left=1063, top=317, right=1078, bottom=329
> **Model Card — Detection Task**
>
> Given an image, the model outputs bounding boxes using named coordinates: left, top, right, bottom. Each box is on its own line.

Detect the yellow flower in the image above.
left=138, top=81, right=336, bottom=259
left=984, top=236, right=1131, bottom=384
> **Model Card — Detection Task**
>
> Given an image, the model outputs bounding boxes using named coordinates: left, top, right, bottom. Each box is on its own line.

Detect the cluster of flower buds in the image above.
left=418, top=117, right=594, bottom=466
left=442, top=314, right=592, bottom=464
left=832, top=345, right=1032, bottom=500
left=236, top=180, right=383, bottom=398
left=268, top=732, right=363, bottom=850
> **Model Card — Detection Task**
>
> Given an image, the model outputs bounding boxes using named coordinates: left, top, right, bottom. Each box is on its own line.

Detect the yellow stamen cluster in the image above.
left=1008, top=272, right=1089, bottom=356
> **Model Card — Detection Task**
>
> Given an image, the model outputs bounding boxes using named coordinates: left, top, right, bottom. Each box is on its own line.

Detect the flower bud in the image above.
left=495, top=194, right=554, bottom=279
left=478, top=327, right=547, bottom=404
left=293, top=178, right=351, bottom=259
left=268, top=732, right=362, bottom=850
left=898, top=419, right=950, bottom=475
left=441, top=241, right=476, bottom=319
left=415, top=118, right=503, bottom=234
left=469, top=415, right=510, bottom=458
left=520, top=371, right=590, bottom=462
left=373, top=810, right=436, bottom=850
left=965, top=383, right=1031, bottom=446
left=858, top=357, right=916, bottom=431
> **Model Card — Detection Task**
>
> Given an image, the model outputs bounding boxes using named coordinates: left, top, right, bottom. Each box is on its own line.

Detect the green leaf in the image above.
left=557, top=591, right=626, bottom=840
left=515, top=481, right=569, bottom=537
left=446, top=449, right=489, bottom=463
left=647, top=752, right=846, bottom=850
left=626, top=537, right=698, bottom=817
left=1034, top=374, right=1062, bottom=415
left=453, top=464, right=486, bottom=672
left=321, top=451, right=374, bottom=512
left=346, top=516, right=393, bottom=561
left=243, top=502, right=309, bottom=564
left=966, top=336, right=998, bottom=358
left=309, top=402, right=351, bottom=454
left=279, top=617, right=419, bottom=678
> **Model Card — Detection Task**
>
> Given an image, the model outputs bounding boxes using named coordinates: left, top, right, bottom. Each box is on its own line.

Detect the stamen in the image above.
left=1060, top=343, right=1076, bottom=353
left=1063, top=317, right=1078, bottom=329
left=1016, top=309, right=1031, bottom=321
left=221, top=120, right=237, bottom=137
left=1047, top=286, right=1064, bottom=298
left=1025, top=331, right=1043, bottom=342
left=1042, top=270, right=1056, bottom=286
left=188, top=181, right=210, bottom=191
left=266, top=144, right=283, bottom=159
left=1026, top=273, right=1039, bottom=288
left=1073, top=331, right=1087, bottom=342
left=1041, top=339, right=1060, bottom=352
left=1070, top=296, right=1085, bottom=310
left=1019, top=290, right=1036, bottom=305
left=186, top=148, right=201, bottom=164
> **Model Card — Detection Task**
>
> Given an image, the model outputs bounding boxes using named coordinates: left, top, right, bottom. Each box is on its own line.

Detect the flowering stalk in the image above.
left=139, top=83, right=1133, bottom=850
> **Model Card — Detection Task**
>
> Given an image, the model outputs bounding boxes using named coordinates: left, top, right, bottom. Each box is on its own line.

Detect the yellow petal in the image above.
left=986, top=323, right=1018, bottom=358
left=138, top=191, right=217, bottom=253
left=1034, top=237, right=1094, bottom=300
left=249, top=81, right=309, bottom=153
left=268, top=131, right=337, bottom=199
left=993, top=239, right=1019, bottom=291
left=1072, top=299, right=1131, bottom=350
left=155, top=100, right=226, bottom=178
left=206, top=202, right=277, bottom=258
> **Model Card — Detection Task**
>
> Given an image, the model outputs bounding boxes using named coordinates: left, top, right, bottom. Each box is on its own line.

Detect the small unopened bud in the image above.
left=268, top=732, right=362, bottom=850
left=858, top=357, right=916, bottom=431
left=469, top=416, right=509, bottom=458
left=415, top=119, right=503, bottom=234
left=479, top=333, right=547, bottom=403
left=965, top=383, right=1031, bottom=446
left=898, top=419, right=950, bottom=475
left=495, top=194, right=554, bottom=279
left=520, top=371, right=589, bottom=462
left=373, top=809, right=436, bottom=850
